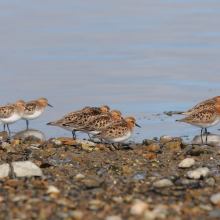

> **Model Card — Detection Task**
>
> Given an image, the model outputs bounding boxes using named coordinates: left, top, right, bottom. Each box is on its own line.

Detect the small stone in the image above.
left=159, top=136, right=173, bottom=144
left=105, top=216, right=122, bottom=220
left=64, top=140, right=76, bottom=145
left=210, top=193, right=220, bottom=204
left=178, top=158, right=195, bottom=168
left=187, top=167, right=211, bottom=179
left=199, top=204, right=213, bottom=211
left=76, top=140, right=96, bottom=147
left=146, top=143, right=160, bottom=152
left=84, top=179, right=102, bottom=189
left=11, top=140, right=20, bottom=146
left=153, top=179, right=174, bottom=188
left=142, top=153, right=157, bottom=160
left=57, top=137, right=73, bottom=143
left=142, top=139, right=156, bottom=146
left=205, top=177, right=215, bottom=186
left=88, top=199, right=105, bottom=210
left=165, top=142, right=181, bottom=149
left=70, top=210, right=84, bottom=220
left=81, top=143, right=95, bottom=152
left=130, top=200, right=148, bottom=215
left=46, top=185, right=60, bottom=194
left=52, top=139, right=62, bottom=146
left=75, top=173, right=85, bottom=180
left=1, top=142, right=10, bottom=148
left=0, top=131, right=8, bottom=141
left=122, top=166, right=133, bottom=173
left=209, top=209, right=220, bottom=217
left=0, top=164, right=10, bottom=178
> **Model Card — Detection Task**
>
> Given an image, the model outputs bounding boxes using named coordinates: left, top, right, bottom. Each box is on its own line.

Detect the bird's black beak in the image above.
left=121, top=117, right=124, bottom=119
left=135, top=123, right=141, bottom=128
left=48, top=103, right=53, bottom=107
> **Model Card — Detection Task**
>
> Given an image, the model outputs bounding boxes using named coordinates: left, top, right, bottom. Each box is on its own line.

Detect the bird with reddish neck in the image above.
left=0, top=100, right=27, bottom=133
left=176, top=104, right=220, bottom=144
left=60, top=105, right=110, bottom=138
left=22, top=98, right=52, bottom=129
left=74, top=110, right=123, bottom=139
left=93, top=117, right=141, bottom=149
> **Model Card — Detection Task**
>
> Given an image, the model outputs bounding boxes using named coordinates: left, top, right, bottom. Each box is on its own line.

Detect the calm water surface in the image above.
left=1, top=0, right=220, bottom=142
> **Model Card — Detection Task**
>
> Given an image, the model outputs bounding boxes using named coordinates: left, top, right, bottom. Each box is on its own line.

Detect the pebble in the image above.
left=52, top=139, right=62, bottom=146
left=142, top=139, right=156, bottom=146
left=210, top=193, right=220, bottom=204
left=159, top=136, right=173, bottom=144
left=69, top=210, right=84, bottom=220
left=187, top=167, right=211, bottom=179
left=105, top=216, right=122, bottom=220
left=146, top=143, right=160, bottom=152
left=76, top=140, right=96, bottom=147
left=178, top=158, right=195, bottom=168
left=46, top=185, right=60, bottom=194
left=74, top=173, right=85, bottom=181
left=130, top=200, right=148, bottom=215
left=153, top=179, right=174, bottom=188
left=205, top=177, right=215, bottom=186
left=1, top=142, right=10, bottom=148
left=0, top=161, right=42, bottom=178
left=209, top=209, right=220, bottom=217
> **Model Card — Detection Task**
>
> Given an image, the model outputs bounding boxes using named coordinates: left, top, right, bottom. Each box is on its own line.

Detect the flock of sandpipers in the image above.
left=0, top=96, right=220, bottom=145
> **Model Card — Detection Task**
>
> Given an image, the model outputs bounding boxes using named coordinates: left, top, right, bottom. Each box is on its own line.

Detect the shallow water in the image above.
left=1, top=0, right=220, bottom=142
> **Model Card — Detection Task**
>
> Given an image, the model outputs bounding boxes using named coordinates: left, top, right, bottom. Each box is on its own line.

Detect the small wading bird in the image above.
left=180, top=96, right=220, bottom=133
left=176, top=104, right=220, bottom=145
left=93, top=117, right=141, bottom=149
left=73, top=110, right=123, bottom=140
left=47, top=105, right=110, bottom=138
left=0, top=100, right=27, bottom=133
left=22, top=98, right=52, bottom=129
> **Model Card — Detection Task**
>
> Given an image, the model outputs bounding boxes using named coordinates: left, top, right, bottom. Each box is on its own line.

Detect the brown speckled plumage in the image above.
left=182, top=96, right=220, bottom=115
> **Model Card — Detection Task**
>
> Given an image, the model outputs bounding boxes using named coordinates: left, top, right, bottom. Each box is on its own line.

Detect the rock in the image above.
left=122, top=165, right=133, bottom=173
left=187, top=167, right=211, bottom=179
left=209, top=209, right=220, bottom=217
left=0, top=164, right=10, bottom=178
left=0, top=161, right=42, bottom=178
left=142, top=153, right=157, bottom=160
left=165, top=142, right=181, bottom=149
left=105, top=216, right=122, bottom=220
left=12, top=161, right=42, bottom=177
left=11, top=140, right=20, bottom=146
left=159, top=136, right=173, bottom=144
left=57, top=137, right=74, bottom=143
left=81, top=143, right=96, bottom=152
left=153, top=179, right=174, bottom=188
left=210, top=193, right=220, bottom=204
left=52, top=139, right=62, bottom=146
left=205, top=177, right=215, bottom=186
left=144, top=210, right=166, bottom=219
left=1, top=142, right=10, bottom=149
left=0, top=131, right=8, bottom=141
left=75, top=173, right=85, bottom=180
left=187, top=149, right=204, bottom=156
left=142, top=139, right=156, bottom=146
left=130, top=200, right=148, bottom=215
left=64, top=140, right=76, bottom=145
left=46, top=185, right=60, bottom=194
left=69, top=210, right=84, bottom=220
left=178, top=158, right=195, bottom=168
left=199, top=204, right=213, bottom=211
left=175, top=179, right=199, bottom=188
left=76, top=139, right=96, bottom=147
left=84, top=179, right=102, bottom=189
left=88, top=199, right=105, bottom=210
left=146, top=143, right=160, bottom=152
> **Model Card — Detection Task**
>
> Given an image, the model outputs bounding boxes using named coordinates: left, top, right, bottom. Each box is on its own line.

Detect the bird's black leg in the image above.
left=26, top=120, right=29, bottom=130
left=201, top=128, right=203, bottom=145
left=7, top=124, right=11, bottom=134
left=72, top=130, right=76, bottom=139
left=3, top=124, right=5, bottom=131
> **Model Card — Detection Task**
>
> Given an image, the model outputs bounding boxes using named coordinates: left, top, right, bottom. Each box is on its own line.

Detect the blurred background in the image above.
left=1, top=0, right=220, bottom=141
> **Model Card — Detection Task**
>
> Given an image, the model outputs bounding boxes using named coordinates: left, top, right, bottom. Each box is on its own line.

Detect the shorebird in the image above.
left=176, top=104, right=220, bottom=144
left=22, top=98, right=52, bottom=129
left=0, top=100, right=27, bottom=133
left=74, top=110, right=123, bottom=139
left=93, top=117, right=141, bottom=148
left=47, top=105, right=110, bottom=138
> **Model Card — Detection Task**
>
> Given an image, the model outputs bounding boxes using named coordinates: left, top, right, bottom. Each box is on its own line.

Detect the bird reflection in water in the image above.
left=12, top=129, right=46, bottom=142
left=190, top=133, right=220, bottom=145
